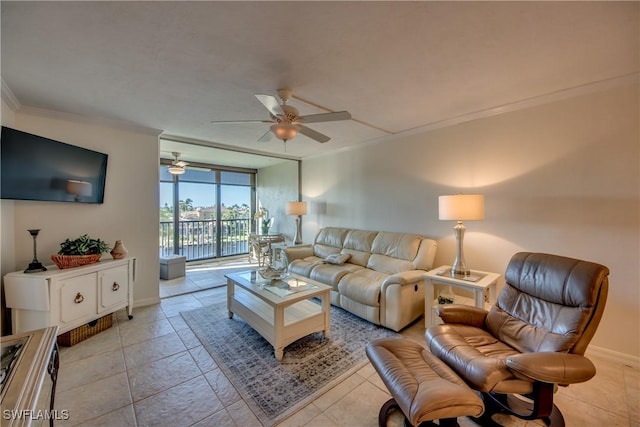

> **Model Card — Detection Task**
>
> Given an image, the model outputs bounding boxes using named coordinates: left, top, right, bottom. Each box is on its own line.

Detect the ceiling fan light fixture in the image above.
left=168, top=151, right=188, bottom=174
left=271, top=123, right=299, bottom=141
left=168, top=165, right=185, bottom=175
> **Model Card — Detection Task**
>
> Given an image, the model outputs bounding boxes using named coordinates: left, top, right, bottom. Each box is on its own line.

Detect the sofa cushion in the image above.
left=324, top=253, right=351, bottom=265
left=313, top=227, right=349, bottom=258
left=310, top=263, right=363, bottom=289
left=288, top=256, right=324, bottom=276
left=338, top=269, right=390, bottom=306
left=368, top=232, right=423, bottom=274
left=372, top=232, right=423, bottom=260
left=341, top=230, right=378, bottom=266
left=314, top=244, right=342, bottom=259
left=367, top=254, right=415, bottom=275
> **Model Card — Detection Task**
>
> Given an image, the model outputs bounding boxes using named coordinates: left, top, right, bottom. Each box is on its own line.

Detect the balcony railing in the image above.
left=160, top=218, right=251, bottom=261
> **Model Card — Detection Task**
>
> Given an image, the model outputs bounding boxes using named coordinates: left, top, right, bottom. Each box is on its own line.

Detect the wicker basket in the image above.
left=57, top=314, right=113, bottom=346
left=51, top=254, right=101, bottom=269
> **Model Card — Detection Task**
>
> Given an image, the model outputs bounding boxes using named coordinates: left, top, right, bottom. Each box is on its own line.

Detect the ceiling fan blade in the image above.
left=257, top=129, right=275, bottom=143
left=211, top=119, right=272, bottom=123
left=298, top=125, right=331, bottom=143
left=255, top=94, right=284, bottom=117
left=299, top=111, right=351, bottom=124
left=175, top=161, right=188, bottom=167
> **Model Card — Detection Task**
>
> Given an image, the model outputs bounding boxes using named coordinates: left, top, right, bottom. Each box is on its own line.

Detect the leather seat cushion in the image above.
left=366, top=338, right=484, bottom=425
left=288, top=256, right=323, bottom=277
left=309, top=263, right=363, bottom=289
left=426, top=324, right=532, bottom=394
left=338, top=269, right=388, bottom=306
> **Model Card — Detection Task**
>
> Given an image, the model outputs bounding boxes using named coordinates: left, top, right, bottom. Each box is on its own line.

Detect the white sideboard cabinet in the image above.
left=4, top=257, right=135, bottom=335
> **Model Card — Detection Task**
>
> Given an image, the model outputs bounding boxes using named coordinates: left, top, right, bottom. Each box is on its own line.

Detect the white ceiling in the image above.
left=2, top=1, right=638, bottom=164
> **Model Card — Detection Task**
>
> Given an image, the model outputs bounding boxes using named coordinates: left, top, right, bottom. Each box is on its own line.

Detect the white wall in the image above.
left=256, top=160, right=300, bottom=242
left=1, top=109, right=161, bottom=321
left=301, top=81, right=639, bottom=359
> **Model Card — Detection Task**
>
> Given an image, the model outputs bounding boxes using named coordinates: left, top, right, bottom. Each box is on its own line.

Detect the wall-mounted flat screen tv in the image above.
left=1, top=127, right=108, bottom=204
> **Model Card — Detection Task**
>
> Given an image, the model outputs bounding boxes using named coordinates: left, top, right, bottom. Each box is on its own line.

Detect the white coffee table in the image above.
left=226, top=271, right=331, bottom=361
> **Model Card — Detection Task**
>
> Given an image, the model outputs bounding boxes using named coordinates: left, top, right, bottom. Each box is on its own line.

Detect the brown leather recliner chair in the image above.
left=426, top=252, right=609, bottom=426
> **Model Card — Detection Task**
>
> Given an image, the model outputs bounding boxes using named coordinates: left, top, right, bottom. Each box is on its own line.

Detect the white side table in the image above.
left=424, top=266, right=501, bottom=328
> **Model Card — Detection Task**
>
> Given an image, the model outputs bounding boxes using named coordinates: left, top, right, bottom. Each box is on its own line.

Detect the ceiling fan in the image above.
left=211, top=89, right=352, bottom=143
left=167, top=152, right=188, bottom=175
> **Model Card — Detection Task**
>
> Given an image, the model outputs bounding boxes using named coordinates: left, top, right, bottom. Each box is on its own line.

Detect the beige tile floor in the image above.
left=159, top=257, right=258, bottom=298
left=39, top=262, right=638, bottom=427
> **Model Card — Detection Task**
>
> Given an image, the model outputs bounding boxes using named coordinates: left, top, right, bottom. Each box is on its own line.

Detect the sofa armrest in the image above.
left=284, top=245, right=314, bottom=262
left=436, top=304, right=488, bottom=328
left=381, top=270, right=427, bottom=288
left=506, top=352, right=596, bottom=385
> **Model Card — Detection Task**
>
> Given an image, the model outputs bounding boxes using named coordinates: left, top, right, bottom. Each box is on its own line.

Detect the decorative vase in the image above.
left=258, top=247, right=289, bottom=281
left=261, top=225, right=270, bottom=235
left=110, top=240, right=128, bottom=259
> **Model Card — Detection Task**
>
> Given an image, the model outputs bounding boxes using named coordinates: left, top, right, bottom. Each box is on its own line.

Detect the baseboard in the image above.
left=134, top=296, right=161, bottom=308
left=586, top=345, right=640, bottom=369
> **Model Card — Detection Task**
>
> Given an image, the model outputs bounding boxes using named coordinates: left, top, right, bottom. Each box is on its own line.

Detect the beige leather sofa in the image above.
left=285, top=227, right=437, bottom=331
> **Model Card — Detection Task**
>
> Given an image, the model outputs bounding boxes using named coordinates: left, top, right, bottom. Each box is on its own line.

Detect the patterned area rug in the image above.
left=181, top=301, right=399, bottom=426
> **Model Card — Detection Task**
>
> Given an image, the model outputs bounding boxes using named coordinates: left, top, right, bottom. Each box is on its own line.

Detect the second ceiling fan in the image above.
left=211, top=89, right=351, bottom=143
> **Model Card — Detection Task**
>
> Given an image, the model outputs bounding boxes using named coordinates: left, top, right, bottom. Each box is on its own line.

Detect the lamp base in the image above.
left=450, top=264, right=470, bottom=277
left=293, top=216, right=302, bottom=245
left=25, top=261, right=47, bottom=274
left=450, top=221, right=470, bottom=277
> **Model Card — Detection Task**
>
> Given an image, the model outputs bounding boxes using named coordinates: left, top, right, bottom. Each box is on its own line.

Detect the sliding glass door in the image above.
left=159, top=166, right=255, bottom=261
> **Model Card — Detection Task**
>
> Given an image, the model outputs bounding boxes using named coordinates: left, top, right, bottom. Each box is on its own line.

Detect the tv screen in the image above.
left=1, top=127, right=108, bottom=204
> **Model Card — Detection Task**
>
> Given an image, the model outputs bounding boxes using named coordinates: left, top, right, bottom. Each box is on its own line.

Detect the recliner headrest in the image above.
left=505, top=252, right=609, bottom=308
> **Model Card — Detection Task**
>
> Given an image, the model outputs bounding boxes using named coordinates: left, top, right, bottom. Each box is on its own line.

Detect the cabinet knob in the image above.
left=112, top=282, right=120, bottom=291
left=74, top=292, right=84, bottom=304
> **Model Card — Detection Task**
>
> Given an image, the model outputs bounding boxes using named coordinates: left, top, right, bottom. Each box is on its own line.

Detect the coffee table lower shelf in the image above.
left=228, top=286, right=330, bottom=360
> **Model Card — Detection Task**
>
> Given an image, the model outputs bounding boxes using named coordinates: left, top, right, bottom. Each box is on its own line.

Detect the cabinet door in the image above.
left=99, top=265, right=129, bottom=312
left=60, top=274, right=97, bottom=324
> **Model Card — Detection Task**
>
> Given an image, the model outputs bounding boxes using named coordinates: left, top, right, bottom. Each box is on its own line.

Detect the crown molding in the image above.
left=304, top=73, right=640, bottom=162
left=17, top=105, right=162, bottom=137
left=160, top=133, right=301, bottom=162
left=1, top=79, right=22, bottom=111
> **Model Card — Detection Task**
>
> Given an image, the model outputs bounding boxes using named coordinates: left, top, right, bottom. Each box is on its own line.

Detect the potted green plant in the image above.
left=51, top=234, right=111, bottom=269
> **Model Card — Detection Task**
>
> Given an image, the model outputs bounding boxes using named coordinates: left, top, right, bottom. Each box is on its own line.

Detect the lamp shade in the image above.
left=286, top=201, right=307, bottom=216
left=438, top=194, right=485, bottom=221
left=66, top=180, right=93, bottom=197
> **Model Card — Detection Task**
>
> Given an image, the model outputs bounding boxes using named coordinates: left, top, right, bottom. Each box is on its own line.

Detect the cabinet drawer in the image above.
left=99, top=265, right=129, bottom=311
left=60, top=275, right=97, bottom=324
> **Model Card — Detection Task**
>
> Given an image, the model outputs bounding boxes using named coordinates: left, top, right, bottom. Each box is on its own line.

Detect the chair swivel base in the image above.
left=472, top=390, right=565, bottom=427
left=379, top=398, right=461, bottom=427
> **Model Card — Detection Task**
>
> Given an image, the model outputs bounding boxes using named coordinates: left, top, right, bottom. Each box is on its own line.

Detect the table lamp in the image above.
left=438, top=194, right=485, bottom=277
left=66, top=180, right=93, bottom=202
left=24, top=229, right=47, bottom=273
left=286, top=201, right=307, bottom=245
